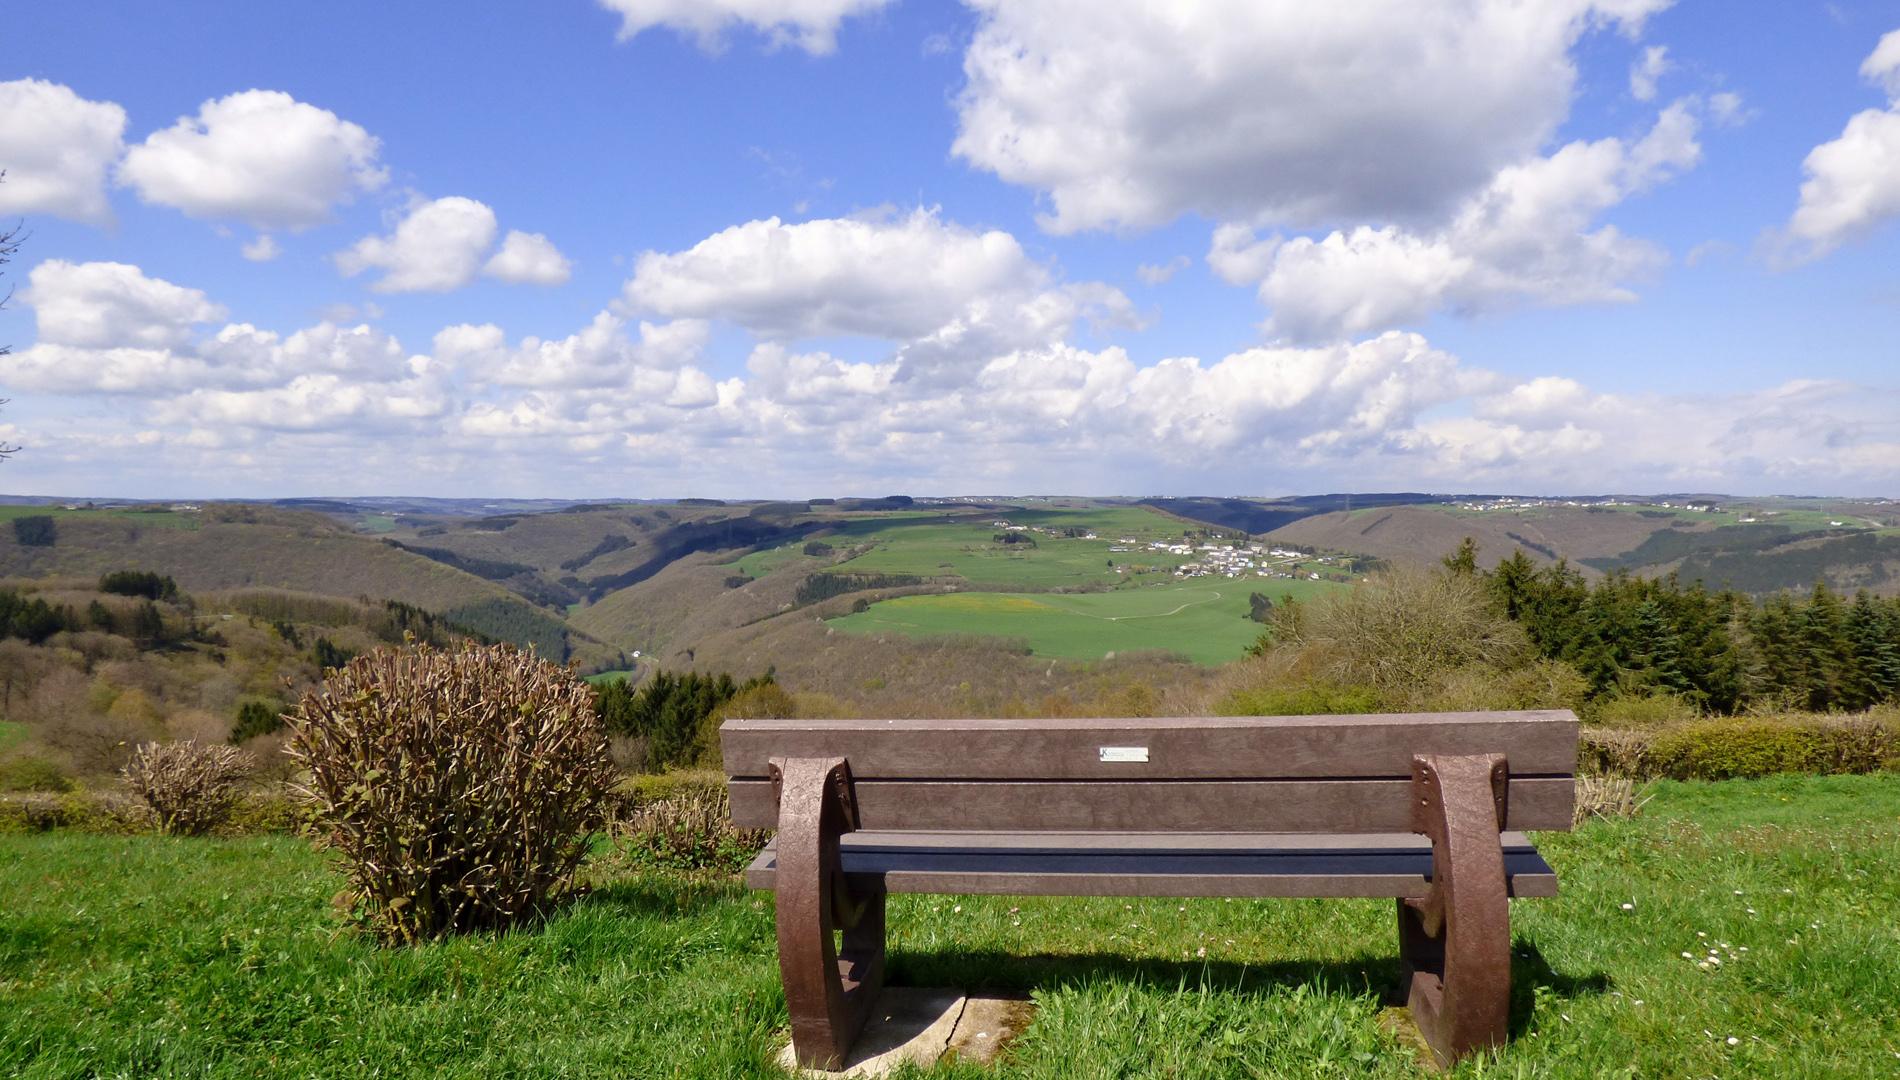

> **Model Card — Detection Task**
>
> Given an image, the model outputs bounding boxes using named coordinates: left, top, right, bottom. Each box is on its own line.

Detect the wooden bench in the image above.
left=721, top=710, right=1578, bottom=1070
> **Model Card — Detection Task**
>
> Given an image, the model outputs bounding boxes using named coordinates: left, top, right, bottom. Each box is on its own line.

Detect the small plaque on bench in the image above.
left=1098, top=746, right=1149, bottom=763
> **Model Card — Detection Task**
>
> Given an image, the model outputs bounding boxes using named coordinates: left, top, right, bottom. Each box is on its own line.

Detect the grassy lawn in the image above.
left=4, top=773, right=1897, bottom=1078
left=828, top=579, right=1345, bottom=665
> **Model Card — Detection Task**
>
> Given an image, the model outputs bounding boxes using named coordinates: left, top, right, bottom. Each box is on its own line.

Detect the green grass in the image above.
left=2, top=774, right=1896, bottom=1076
left=828, top=579, right=1347, bottom=665
left=0, top=721, right=24, bottom=753
left=356, top=514, right=399, bottom=534
left=583, top=669, right=636, bottom=686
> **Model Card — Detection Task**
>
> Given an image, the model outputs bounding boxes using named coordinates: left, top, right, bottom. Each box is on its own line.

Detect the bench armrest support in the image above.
left=1400, top=753, right=1511, bottom=1067
left=770, top=757, right=888, bottom=1070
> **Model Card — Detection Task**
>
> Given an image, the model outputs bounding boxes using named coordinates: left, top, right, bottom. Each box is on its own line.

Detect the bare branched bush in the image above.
left=613, top=781, right=768, bottom=872
left=1262, top=566, right=1532, bottom=708
left=284, top=641, right=616, bottom=943
left=121, top=740, right=252, bottom=835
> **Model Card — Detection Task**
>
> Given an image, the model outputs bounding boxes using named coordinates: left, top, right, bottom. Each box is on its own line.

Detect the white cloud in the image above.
left=953, top=0, right=1672, bottom=234
left=1782, top=29, right=1900, bottom=259
left=23, top=260, right=224, bottom=349
left=118, top=90, right=385, bottom=230
left=1863, top=27, right=1900, bottom=98
left=1630, top=45, right=1670, bottom=100
left=483, top=230, right=573, bottom=285
left=241, top=235, right=281, bottom=262
left=10, top=251, right=1896, bottom=498
left=1136, top=255, right=1190, bottom=285
left=440, top=311, right=709, bottom=388
left=0, top=80, right=127, bottom=224
left=1214, top=102, right=1703, bottom=341
left=596, top=0, right=892, bottom=54
left=621, top=208, right=1114, bottom=345
left=337, top=196, right=499, bottom=293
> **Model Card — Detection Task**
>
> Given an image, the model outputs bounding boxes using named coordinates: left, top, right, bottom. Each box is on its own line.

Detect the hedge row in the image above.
left=0, top=789, right=302, bottom=836
left=1581, top=713, right=1900, bottom=781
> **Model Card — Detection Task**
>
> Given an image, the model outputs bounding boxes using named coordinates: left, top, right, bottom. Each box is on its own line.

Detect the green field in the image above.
left=3, top=774, right=1897, bottom=1077
left=817, top=505, right=1208, bottom=589
left=829, top=578, right=1346, bottom=665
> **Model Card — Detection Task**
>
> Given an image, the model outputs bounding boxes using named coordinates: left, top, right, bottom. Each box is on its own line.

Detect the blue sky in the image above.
left=2, top=1, right=1897, bottom=498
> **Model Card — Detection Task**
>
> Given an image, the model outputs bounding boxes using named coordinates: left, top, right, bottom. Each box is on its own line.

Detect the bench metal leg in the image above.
left=771, top=757, right=888, bottom=1070
left=1399, top=754, right=1511, bottom=1068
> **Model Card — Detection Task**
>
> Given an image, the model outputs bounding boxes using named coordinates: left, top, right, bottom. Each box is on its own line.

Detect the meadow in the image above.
left=3, top=773, right=1895, bottom=1077
left=829, top=578, right=1349, bottom=665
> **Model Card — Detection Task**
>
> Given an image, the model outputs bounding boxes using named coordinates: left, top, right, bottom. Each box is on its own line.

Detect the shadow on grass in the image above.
left=891, top=939, right=1610, bottom=1035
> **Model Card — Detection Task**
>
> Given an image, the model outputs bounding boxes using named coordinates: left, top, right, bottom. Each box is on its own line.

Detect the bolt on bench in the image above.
left=721, top=710, right=1579, bottom=1070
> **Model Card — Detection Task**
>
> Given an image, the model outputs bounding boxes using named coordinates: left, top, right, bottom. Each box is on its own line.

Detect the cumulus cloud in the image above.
left=483, top=230, right=573, bottom=285
left=337, top=196, right=499, bottom=293
left=620, top=208, right=1127, bottom=353
left=8, top=259, right=419, bottom=396
left=24, top=260, right=224, bottom=349
left=1212, top=102, right=1704, bottom=341
left=438, top=311, right=709, bottom=388
left=953, top=0, right=1671, bottom=234
left=0, top=79, right=127, bottom=224
left=596, top=0, right=892, bottom=54
left=1781, top=29, right=1900, bottom=259
left=9, top=254, right=1896, bottom=497
left=118, top=90, right=385, bottom=230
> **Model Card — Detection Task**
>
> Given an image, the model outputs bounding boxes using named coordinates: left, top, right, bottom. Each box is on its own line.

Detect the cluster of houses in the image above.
left=1454, top=496, right=1720, bottom=514
left=991, top=520, right=1099, bottom=540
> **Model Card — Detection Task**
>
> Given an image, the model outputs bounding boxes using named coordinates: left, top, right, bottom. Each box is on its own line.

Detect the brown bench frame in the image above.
left=725, top=714, right=1575, bottom=1070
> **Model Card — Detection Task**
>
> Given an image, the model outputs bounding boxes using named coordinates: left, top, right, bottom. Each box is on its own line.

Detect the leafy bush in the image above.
left=98, top=571, right=179, bottom=601
left=284, top=642, right=616, bottom=942
left=121, top=740, right=252, bottom=836
left=11, top=515, right=56, bottom=547
left=1580, top=712, right=1900, bottom=781
left=231, top=699, right=285, bottom=742
left=0, top=754, right=75, bottom=793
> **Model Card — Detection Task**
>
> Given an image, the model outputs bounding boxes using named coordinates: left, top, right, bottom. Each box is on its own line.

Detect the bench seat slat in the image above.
left=742, top=832, right=1558, bottom=899
left=721, top=711, right=1579, bottom=780
left=728, top=776, right=1575, bottom=833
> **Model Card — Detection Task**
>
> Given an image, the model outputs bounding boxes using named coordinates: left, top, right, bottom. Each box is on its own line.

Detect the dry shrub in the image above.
left=1573, top=775, right=1651, bottom=824
left=1420, top=658, right=1590, bottom=713
left=285, top=641, right=616, bottom=943
left=1582, top=692, right=1701, bottom=729
left=1269, top=566, right=1530, bottom=705
left=614, top=780, right=767, bottom=872
left=121, top=740, right=251, bottom=835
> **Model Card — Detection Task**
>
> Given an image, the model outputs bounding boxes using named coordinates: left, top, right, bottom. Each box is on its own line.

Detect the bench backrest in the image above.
left=722, top=710, right=1579, bottom=834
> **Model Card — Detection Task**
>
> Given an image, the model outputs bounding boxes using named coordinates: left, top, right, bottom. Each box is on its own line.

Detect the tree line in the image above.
left=1451, top=541, right=1900, bottom=714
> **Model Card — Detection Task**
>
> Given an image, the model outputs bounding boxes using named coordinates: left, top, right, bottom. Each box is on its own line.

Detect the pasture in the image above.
left=809, top=504, right=1237, bottom=589
left=3, top=774, right=1895, bottom=1077
left=828, top=578, right=1346, bottom=665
